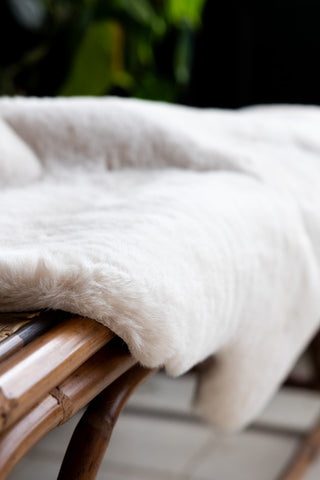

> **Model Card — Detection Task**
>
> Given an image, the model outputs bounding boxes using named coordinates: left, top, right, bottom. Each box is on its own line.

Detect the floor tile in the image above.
left=127, top=372, right=196, bottom=414
left=8, top=456, right=60, bottom=480
left=187, top=430, right=298, bottom=480
left=102, top=414, right=214, bottom=475
left=97, top=462, right=186, bottom=480
left=257, top=387, right=320, bottom=432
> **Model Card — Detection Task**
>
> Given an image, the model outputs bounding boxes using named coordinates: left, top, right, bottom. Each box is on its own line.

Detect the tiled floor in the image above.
left=8, top=372, right=320, bottom=480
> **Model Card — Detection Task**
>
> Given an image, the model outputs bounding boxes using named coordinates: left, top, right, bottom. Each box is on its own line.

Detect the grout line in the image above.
left=17, top=449, right=187, bottom=480
left=250, top=422, right=305, bottom=439
left=123, top=405, right=306, bottom=439
left=124, top=405, right=206, bottom=425
left=100, top=459, right=188, bottom=480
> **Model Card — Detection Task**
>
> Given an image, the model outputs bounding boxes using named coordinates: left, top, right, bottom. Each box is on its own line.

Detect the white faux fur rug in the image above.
left=1, top=97, right=320, bottom=430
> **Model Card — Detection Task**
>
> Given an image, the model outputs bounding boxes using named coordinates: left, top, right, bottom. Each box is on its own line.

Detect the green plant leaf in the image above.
left=60, top=20, right=119, bottom=96
left=165, top=0, right=206, bottom=27
left=133, top=72, right=178, bottom=102
left=94, top=0, right=165, bottom=35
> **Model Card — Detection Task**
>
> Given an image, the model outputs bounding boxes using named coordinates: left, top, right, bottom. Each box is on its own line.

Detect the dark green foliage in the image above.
left=0, top=0, right=205, bottom=101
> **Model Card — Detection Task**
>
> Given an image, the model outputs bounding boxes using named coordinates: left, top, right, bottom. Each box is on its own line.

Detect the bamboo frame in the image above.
left=0, top=312, right=157, bottom=480
left=0, top=311, right=41, bottom=341
left=0, top=316, right=114, bottom=432
left=1, top=310, right=320, bottom=480
left=0, top=311, right=67, bottom=363
left=58, top=364, right=156, bottom=480
left=276, top=330, right=320, bottom=479
left=277, top=414, right=320, bottom=480
left=0, top=340, right=137, bottom=480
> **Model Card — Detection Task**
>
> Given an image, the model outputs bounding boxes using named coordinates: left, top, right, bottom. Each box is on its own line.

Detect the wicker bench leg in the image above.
left=277, top=415, right=320, bottom=480
left=57, top=364, right=155, bottom=480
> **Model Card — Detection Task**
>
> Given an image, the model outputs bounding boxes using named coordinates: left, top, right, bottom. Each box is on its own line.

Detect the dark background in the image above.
left=1, top=0, right=320, bottom=108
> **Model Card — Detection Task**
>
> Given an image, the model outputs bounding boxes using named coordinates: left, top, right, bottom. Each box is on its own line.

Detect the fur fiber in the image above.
left=1, top=97, right=320, bottom=429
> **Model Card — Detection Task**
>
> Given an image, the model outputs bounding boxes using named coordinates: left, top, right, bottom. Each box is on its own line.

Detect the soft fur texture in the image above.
left=1, top=97, right=320, bottom=430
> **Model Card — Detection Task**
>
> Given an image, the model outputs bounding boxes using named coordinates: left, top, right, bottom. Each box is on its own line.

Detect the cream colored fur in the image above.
left=1, top=97, right=320, bottom=429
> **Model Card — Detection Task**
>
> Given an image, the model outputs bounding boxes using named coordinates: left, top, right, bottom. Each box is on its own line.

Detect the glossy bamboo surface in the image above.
left=0, top=312, right=39, bottom=341
left=0, top=316, right=114, bottom=432
left=0, top=340, right=136, bottom=480
left=0, top=311, right=66, bottom=363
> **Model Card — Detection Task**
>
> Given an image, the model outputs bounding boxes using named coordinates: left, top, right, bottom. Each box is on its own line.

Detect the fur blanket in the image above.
left=1, top=96, right=320, bottom=430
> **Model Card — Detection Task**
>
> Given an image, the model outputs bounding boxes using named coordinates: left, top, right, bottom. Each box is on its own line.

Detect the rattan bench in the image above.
left=0, top=310, right=320, bottom=480
left=0, top=311, right=154, bottom=480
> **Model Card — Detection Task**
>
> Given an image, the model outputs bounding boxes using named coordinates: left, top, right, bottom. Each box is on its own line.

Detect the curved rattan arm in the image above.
left=0, top=341, right=136, bottom=480
left=57, top=364, right=156, bottom=480
left=0, top=316, right=114, bottom=433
